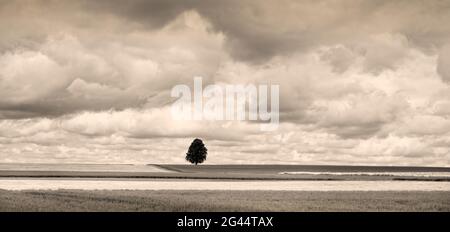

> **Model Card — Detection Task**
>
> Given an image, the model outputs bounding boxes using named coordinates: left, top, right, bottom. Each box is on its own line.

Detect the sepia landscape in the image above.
left=1, top=163, right=449, bottom=211
left=1, top=0, right=450, bottom=212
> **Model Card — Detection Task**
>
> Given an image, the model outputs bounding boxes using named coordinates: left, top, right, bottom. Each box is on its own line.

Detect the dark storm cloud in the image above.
left=84, top=0, right=196, bottom=29
left=3, top=0, right=450, bottom=63
left=73, top=0, right=450, bottom=63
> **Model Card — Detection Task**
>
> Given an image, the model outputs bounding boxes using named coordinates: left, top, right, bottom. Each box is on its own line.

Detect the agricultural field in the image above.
left=0, top=163, right=449, bottom=211
left=1, top=190, right=449, bottom=212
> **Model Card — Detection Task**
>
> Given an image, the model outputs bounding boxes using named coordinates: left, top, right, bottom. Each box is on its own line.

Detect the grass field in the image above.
left=0, top=190, right=449, bottom=212
left=1, top=164, right=449, bottom=181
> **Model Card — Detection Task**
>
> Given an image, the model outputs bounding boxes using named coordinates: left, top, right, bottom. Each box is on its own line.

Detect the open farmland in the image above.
left=1, top=190, right=449, bottom=212
left=0, top=163, right=449, bottom=211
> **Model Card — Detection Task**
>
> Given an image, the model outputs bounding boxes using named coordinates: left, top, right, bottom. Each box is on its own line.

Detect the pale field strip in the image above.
left=0, top=179, right=449, bottom=191
left=280, top=172, right=450, bottom=177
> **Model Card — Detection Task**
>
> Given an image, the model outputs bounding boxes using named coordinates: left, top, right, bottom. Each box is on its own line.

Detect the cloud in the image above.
left=319, top=45, right=357, bottom=73
left=437, top=45, right=450, bottom=83
left=0, top=50, right=70, bottom=104
left=395, top=115, right=450, bottom=136
left=351, top=135, right=433, bottom=159
left=0, top=118, right=57, bottom=138
left=5, top=0, right=450, bottom=63
left=0, top=0, right=449, bottom=166
left=314, top=92, right=409, bottom=138
left=197, top=0, right=450, bottom=63
left=0, top=11, right=225, bottom=118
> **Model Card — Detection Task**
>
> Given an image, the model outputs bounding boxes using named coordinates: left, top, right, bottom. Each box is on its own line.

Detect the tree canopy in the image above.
left=186, top=138, right=207, bottom=165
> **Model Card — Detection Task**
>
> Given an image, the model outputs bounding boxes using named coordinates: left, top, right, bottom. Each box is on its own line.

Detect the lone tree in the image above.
left=186, top=138, right=207, bottom=165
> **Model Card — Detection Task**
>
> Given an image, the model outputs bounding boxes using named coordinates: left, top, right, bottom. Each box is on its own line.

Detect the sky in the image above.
left=0, top=0, right=450, bottom=166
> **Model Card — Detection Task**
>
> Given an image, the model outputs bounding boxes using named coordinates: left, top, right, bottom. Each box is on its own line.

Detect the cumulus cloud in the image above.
left=0, top=50, right=70, bottom=104
left=0, top=0, right=449, bottom=166
left=437, top=45, right=450, bottom=83
left=0, top=11, right=225, bottom=118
